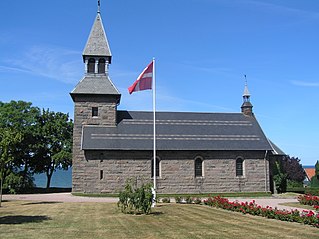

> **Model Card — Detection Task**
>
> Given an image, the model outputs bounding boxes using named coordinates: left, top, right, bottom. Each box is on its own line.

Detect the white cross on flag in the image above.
left=128, top=61, right=153, bottom=94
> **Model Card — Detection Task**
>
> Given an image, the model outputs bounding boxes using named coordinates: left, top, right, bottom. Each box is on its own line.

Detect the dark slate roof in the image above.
left=70, top=75, right=120, bottom=96
left=82, top=111, right=273, bottom=151
left=268, top=140, right=286, bottom=155
left=83, top=13, right=112, bottom=58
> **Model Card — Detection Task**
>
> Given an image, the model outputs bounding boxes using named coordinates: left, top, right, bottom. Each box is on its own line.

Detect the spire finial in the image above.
left=243, top=74, right=250, bottom=97
left=98, top=0, right=101, bottom=13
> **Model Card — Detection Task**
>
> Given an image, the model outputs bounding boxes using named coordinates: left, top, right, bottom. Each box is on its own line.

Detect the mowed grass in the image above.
left=0, top=201, right=319, bottom=239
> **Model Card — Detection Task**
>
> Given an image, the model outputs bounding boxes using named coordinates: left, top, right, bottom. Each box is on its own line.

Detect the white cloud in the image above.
left=291, top=80, right=319, bottom=87
left=244, top=0, right=319, bottom=19
left=0, top=45, right=82, bottom=84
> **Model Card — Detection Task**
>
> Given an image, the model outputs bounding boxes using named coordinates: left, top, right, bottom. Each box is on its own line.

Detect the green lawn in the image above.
left=0, top=200, right=318, bottom=239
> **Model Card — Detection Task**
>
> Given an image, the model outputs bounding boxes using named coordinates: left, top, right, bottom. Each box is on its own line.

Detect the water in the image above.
left=33, top=168, right=72, bottom=188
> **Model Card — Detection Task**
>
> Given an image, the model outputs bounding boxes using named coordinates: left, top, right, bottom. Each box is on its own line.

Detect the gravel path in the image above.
left=3, top=193, right=118, bottom=203
left=2, top=193, right=304, bottom=212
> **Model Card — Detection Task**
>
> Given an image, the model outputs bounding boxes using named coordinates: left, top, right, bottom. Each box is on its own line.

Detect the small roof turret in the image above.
left=241, top=75, right=253, bottom=117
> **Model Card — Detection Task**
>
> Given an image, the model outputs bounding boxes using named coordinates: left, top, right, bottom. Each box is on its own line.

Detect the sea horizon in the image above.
left=33, top=167, right=72, bottom=188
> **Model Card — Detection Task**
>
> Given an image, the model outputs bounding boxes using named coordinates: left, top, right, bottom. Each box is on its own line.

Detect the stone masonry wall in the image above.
left=72, top=95, right=118, bottom=193
left=73, top=149, right=270, bottom=194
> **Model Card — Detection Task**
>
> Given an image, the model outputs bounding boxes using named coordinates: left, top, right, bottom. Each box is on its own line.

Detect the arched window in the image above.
left=88, top=58, right=95, bottom=73
left=236, top=157, right=244, bottom=177
left=98, top=58, right=106, bottom=74
left=195, top=157, right=203, bottom=177
left=151, top=157, right=160, bottom=178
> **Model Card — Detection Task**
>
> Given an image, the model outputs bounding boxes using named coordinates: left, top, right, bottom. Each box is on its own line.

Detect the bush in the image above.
left=185, top=196, right=192, bottom=204
left=175, top=196, right=182, bottom=203
left=298, top=194, right=319, bottom=206
left=193, top=197, right=202, bottom=204
left=287, top=180, right=303, bottom=188
left=311, top=177, right=319, bottom=188
left=286, top=187, right=305, bottom=194
left=117, top=178, right=153, bottom=215
left=305, top=188, right=319, bottom=196
left=161, top=197, right=170, bottom=203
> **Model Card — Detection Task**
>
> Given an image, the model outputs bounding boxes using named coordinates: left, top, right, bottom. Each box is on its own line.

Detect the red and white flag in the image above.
left=128, top=61, right=153, bottom=94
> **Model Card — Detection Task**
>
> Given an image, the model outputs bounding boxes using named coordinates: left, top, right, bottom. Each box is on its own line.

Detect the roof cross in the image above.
left=98, top=0, right=101, bottom=13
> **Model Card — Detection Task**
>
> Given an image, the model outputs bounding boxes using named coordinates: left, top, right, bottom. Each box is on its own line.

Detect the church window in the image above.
left=151, top=157, right=160, bottom=178
left=195, top=157, right=203, bottom=177
left=100, top=170, right=103, bottom=180
left=92, top=107, right=98, bottom=117
left=98, top=58, right=106, bottom=74
left=88, top=58, right=95, bottom=73
left=236, top=157, right=244, bottom=177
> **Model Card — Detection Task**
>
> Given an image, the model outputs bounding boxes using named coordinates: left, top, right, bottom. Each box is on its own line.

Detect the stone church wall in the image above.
left=72, top=149, right=270, bottom=194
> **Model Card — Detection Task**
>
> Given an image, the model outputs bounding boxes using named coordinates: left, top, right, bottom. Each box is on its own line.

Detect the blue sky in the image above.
left=0, top=0, right=318, bottom=166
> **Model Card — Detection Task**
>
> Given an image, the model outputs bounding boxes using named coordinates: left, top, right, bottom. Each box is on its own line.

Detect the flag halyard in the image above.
left=128, top=61, right=153, bottom=94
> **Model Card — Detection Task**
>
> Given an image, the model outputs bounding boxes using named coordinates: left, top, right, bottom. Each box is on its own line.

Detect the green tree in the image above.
left=33, top=109, right=73, bottom=188
left=310, top=161, right=319, bottom=187
left=0, top=101, right=40, bottom=189
left=272, top=158, right=288, bottom=193
left=0, top=128, right=22, bottom=207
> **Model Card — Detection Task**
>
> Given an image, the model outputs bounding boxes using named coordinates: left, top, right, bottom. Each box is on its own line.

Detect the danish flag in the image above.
left=128, top=61, right=153, bottom=94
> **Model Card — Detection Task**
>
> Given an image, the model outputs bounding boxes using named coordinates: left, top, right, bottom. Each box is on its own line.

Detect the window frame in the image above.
left=194, top=156, right=204, bottom=178
left=100, top=170, right=103, bottom=180
left=92, top=107, right=98, bottom=117
left=236, top=157, right=245, bottom=177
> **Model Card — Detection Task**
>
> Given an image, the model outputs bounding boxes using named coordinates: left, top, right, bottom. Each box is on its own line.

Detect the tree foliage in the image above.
left=282, top=156, right=306, bottom=183
left=0, top=128, right=23, bottom=206
left=0, top=101, right=40, bottom=188
left=272, top=158, right=288, bottom=194
left=33, top=109, right=73, bottom=188
left=0, top=101, right=73, bottom=191
left=310, top=161, right=319, bottom=187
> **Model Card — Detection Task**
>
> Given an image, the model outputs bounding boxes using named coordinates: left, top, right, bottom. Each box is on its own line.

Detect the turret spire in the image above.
left=241, top=75, right=253, bottom=117
left=243, top=75, right=250, bottom=98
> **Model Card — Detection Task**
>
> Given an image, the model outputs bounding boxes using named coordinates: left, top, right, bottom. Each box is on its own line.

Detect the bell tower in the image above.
left=70, top=1, right=121, bottom=192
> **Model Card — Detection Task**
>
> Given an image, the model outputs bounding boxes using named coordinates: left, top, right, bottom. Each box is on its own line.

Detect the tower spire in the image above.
left=243, top=75, right=250, bottom=98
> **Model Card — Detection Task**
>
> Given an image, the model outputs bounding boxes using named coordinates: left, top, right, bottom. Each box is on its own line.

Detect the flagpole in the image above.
left=152, top=57, right=156, bottom=206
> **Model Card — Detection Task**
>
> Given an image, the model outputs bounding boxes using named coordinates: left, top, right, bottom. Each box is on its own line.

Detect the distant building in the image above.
left=303, top=166, right=316, bottom=186
left=70, top=5, right=283, bottom=194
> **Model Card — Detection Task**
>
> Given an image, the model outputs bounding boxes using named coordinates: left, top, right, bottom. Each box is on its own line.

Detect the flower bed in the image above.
left=203, top=195, right=319, bottom=228
left=298, top=194, right=319, bottom=206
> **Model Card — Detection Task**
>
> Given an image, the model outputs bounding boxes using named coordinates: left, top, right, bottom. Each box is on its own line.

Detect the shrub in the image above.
left=298, top=194, right=319, bottom=206
left=175, top=196, right=182, bottom=204
left=193, top=197, right=202, bottom=204
left=185, top=196, right=192, bottom=204
left=117, top=178, right=153, bottom=215
left=161, top=197, right=170, bottom=203
left=305, top=187, right=319, bottom=196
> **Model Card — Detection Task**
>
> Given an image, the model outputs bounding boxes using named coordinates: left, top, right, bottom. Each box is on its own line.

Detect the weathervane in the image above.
left=98, top=0, right=101, bottom=13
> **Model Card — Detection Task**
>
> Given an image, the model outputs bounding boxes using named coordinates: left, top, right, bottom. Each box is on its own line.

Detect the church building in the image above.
left=70, top=4, right=281, bottom=194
